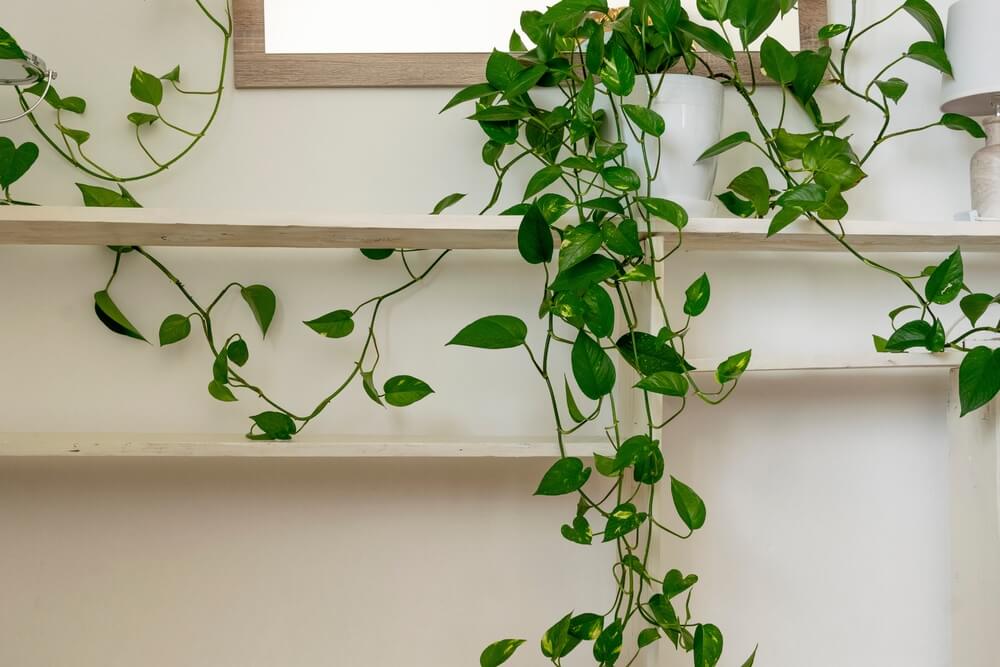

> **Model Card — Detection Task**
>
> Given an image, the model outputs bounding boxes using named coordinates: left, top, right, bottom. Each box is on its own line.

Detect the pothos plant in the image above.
left=2, top=0, right=999, bottom=665
left=441, top=0, right=994, bottom=666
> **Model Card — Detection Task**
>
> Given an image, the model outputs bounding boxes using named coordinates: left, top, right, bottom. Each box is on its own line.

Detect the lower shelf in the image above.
left=0, top=433, right=612, bottom=458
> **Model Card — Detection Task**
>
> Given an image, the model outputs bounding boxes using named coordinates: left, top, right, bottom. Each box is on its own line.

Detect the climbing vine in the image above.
left=1, top=0, right=998, bottom=665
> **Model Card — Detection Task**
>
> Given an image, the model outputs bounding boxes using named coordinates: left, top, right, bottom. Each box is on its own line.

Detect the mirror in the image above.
left=234, top=0, right=828, bottom=88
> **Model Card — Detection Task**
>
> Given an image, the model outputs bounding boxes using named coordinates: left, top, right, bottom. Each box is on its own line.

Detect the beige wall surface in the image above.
left=0, top=1, right=994, bottom=666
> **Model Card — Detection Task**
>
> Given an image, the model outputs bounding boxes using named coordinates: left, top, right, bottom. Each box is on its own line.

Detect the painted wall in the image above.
left=0, top=1, right=992, bottom=665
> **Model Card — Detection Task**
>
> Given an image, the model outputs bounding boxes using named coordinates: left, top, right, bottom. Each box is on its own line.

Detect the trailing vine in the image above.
left=1, top=0, right=999, bottom=666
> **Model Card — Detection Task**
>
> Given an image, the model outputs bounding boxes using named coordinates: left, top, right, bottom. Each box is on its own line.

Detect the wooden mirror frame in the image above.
left=233, top=0, right=828, bottom=89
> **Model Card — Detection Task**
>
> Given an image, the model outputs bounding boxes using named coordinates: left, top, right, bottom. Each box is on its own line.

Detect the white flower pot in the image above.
left=622, top=74, right=725, bottom=218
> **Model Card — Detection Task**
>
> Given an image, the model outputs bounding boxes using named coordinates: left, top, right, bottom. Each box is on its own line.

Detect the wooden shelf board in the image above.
left=3, top=207, right=1000, bottom=252
left=0, top=433, right=613, bottom=458
left=688, top=351, right=965, bottom=373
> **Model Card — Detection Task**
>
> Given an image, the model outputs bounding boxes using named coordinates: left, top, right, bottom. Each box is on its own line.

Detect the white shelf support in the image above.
left=949, top=369, right=1000, bottom=667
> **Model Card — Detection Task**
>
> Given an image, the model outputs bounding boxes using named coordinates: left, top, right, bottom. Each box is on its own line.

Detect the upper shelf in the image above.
left=2, top=207, right=1000, bottom=252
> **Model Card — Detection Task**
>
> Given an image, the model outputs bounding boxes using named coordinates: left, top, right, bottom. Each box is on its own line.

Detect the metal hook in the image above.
left=0, top=52, right=56, bottom=124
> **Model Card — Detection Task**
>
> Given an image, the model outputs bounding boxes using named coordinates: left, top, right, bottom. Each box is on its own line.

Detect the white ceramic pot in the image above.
left=621, top=74, right=725, bottom=217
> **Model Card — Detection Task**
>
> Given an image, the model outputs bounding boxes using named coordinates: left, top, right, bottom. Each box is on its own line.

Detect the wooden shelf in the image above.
left=688, top=351, right=965, bottom=373
left=2, top=207, right=1000, bottom=252
left=0, top=434, right=612, bottom=458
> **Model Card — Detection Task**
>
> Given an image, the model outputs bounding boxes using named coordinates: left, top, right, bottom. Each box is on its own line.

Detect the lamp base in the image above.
left=971, top=117, right=1000, bottom=219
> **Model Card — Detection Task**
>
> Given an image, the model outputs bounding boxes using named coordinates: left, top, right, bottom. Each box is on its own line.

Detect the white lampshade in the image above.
left=942, top=0, right=1000, bottom=115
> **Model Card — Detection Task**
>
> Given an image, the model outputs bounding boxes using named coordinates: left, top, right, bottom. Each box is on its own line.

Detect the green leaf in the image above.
left=518, top=205, right=554, bottom=265
left=550, top=255, right=618, bottom=292
left=767, top=207, right=801, bottom=237
left=127, top=112, right=159, bottom=127
left=791, top=47, right=831, bottom=104
left=536, top=457, right=592, bottom=496
left=959, top=347, right=1000, bottom=416
left=602, top=219, right=643, bottom=258
left=304, top=309, right=355, bottom=338
left=431, top=192, right=467, bottom=214
left=509, top=30, right=528, bottom=52
left=537, top=193, right=575, bottom=223
left=56, top=124, right=91, bottom=145
left=684, top=273, right=711, bottom=317
left=639, top=197, right=688, bottom=229
left=541, top=0, right=609, bottom=24
left=716, top=350, right=752, bottom=383
left=213, top=348, right=229, bottom=385
left=560, top=222, right=604, bottom=272
left=525, top=165, right=564, bottom=199
left=818, top=23, right=849, bottom=39
left=671, top=477, right=707, bottom=531
left=593, top=620, right=624, bottom=664
left=448, top=315, right=528, bottom=349
left=482, top=140, right=505, bottom=165
left=569, top=613, right=604, bottom=641
left=885, top=319, right=934, bottom=352
left=227, top=339, right=249, bottom=366
left=638, top=628, right=661, bottom=648
left=361, top=248, right=394, bottom=261
left=717, top=192, right=755, bottom=218
left=0, top=140, right=38, bottom=189
left=761, top=36, right=797, bottom=85
left=469, top=105, right=531, bottom=122
left=634, top=445, right=665, bottom=485
left=636, top=371, right=689, bottom=397
left=875, top=78, right=909, bottom=104
left=698, top=132, right=751, bottom=162
left=572, top=331, right=616, bottom=400
left=130, top=67, right=164, bottom=106
left=729, top=168, right=771, bottom=217
left=485, top=50, right=523, bottom=90
left=773, top=129, right=816, bottom=160
left=741, top=646, right=759, bottom=667
left=696, top=0, right=728, bottom=21
left=158, top=314, right=191, bottom=346
left=561, top=515, right=593, bottom=545
left=961, top=293, right=998, bottom=327
left=361, top=369, right=384, bottom=407
left=480, top=639, right=526, bottom=667
left=600, top=43, right=636, bottom=96
left=903, top=0, right=945, bottom=46
left=776, top=183, right=827, bottom=211
left=208, top=380, right=238, bottom=403
left=250, top=412, right=297, bottom=440
left=677, top=20, right=734, bottom=60
left=94, top=290, right=146, bottom=341
left=241, top=285, right=276, bottom=338
left=582, top=197, right=625, bottom=214
left=77, top=184, right=140, bottom=208
left=941, top=114, right=986, bottom=140
left=662, top=569, right=699, bottom=599
left=694, top=624, right=724, bottom=667
left=506, top=64, right=547, bottom=98
left=0, top=26, right=27, bottom=61
left=160, top=65, right=181, bottom=82
left=614, top=435, right=657, bottom=470
left=620, top=264, right=655, bottom=283
left=925, top=249, right=964, bottom=305
left=583, top=284, right=615, bottom=338
left=383, top=375, right=434, bottom=407
left=648, top=594, right=679, bottom=629
left=623, top=104, right=666, bottom=137
left=616, top=332, right=692, bottom=376
left=603, top=166, right=641, bottom=192
left=603, top=503, right=647, bottom=541
left=441, top=83, right=497, bottom=112
left=907, top=41, right=952, bottom=76
left=541, top=613, right=575, bottom=659
left=729, top=0, right=781, bottom=44
left=565, top=378, right=588, bottom=423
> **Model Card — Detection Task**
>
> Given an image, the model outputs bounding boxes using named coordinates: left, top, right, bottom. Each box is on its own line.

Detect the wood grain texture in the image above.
left=4, top=207, right=1000, bottom=252
left=233, top=0, right=828, bottom=88
left=0, top=433, right=611, bottom=458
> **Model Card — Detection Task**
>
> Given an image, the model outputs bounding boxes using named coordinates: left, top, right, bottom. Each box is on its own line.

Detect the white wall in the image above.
left=0, top=1, right=993, bottom=665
